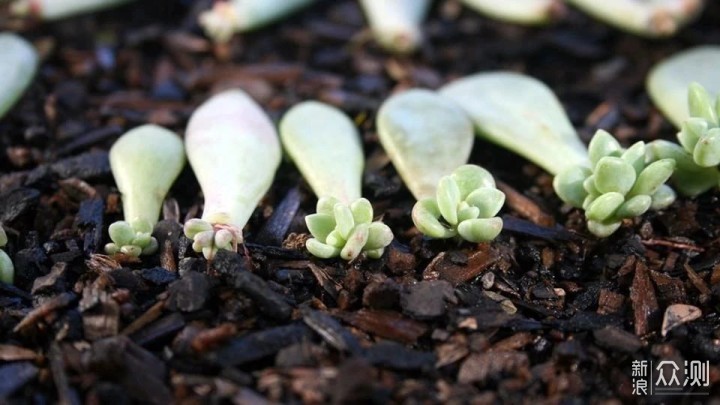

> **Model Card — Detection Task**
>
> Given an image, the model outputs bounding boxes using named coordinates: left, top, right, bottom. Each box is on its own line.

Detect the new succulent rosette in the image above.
left=280, top=101, right=393, bottom=261
left=0, top=224, right=13, bottom=284
left=305, top=197, right=393, bottom=260
left=554, top=130, right=676, bottom=237
left=413, top=165, right=504, bottom=243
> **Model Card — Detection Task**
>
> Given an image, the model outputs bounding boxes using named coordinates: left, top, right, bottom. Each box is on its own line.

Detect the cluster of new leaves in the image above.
left=105, top=219, right=159, bottom=257
left=0, top=224, right=13, bottom=284
left=184, top=219, right=242, bottom=261
left=305, top=197, right=394, bottom=260
left=412, top=165, right=504, bottom=243
left=677, top=83, right=720, bottom=167
left=554, top=130, right=676, bottom=237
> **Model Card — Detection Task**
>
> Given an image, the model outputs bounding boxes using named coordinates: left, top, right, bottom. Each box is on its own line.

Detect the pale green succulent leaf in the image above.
left=184, top=218, right=214, bottom=239
left=678, top=118, right=707, bottom=153
left=440, top=72, right=588, bottom=176
left=553, top=166, right=591, bottom=208
left=214, top=229, right=234, bottom=249
left=108, top=221, right=135, bottom=247
left=437, top=176, right=461, bottom=226
left=593, top=157, right=636, bottom=195
left=457, top=0, right=561, bottom=25
left=131, top=233, right=152, bottom=248
left=586, top=192, right=624, bottom=222
left=104, top=243, right=120, bottom=255
left=317, top=196, right=341, bottom=216
left=693, top=128, right=720, bottom=167
left=334, top=203, right=355, bottom=240
left=350, top=198, right=374, bottom=225
left=0, top=33, right=38, bottom=121
left=0, top=225, right=6, bottom=247
left=465, top=187, right=505, bottom=218
left=583, top=175, right=598, bottom=195
left=305, top=213, right=336, bottom=242
left=457, top=217, right=503, bottom=243
left=121, top=245, right=142, bottom=257
left=458, top=206, right=481, bottom=223
left=366, top=222, right=394, bottom=250
left=621, top=142, right=646, bottom=174
left=587, top=220, right=622, bottom=238
left=141, top=238, right=159, bottom=255
left=0, top=249, right=13, bottom=284
left=616, top=195, right=652, bottom=219
left=688, top=82, right=717, bottom=124
left=411, top=198, right=456, bottom=239
left=340, top=223, right=370, bottom=261
left=588, top=130, right=622, bottom=168
left=451, top=164, right=496, bottom=199
left=325, top=230, right=346, bottom=249
left=650, top=185, right=676, bottom=210
left=306, top=238, right=341, bottom=259
left=628, top=159, right=675, bottom=197
left=366, top=248, right=385, bottom=259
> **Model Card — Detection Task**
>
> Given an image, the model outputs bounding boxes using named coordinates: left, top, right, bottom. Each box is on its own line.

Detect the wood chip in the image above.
left=661, top=304, right=702, bottom=337
left=630, top=261, right=660, bottom=336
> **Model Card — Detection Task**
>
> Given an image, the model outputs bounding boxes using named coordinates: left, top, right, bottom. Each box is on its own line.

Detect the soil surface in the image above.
left=1, top=1, right=719, bottom=403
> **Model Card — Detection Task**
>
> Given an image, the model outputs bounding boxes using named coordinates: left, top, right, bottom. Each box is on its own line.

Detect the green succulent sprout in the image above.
left=458, top=0, right=565, bottom=25
left=377, top=88, right=505, bottom=243
left=0, top=33, right=38, bottom=120
left=554, top=130, right=676, bottom=237
left=105, top=125, right=185, bottom=257
left=11, top=0, right=136, bottom=20
left=646, top=47, right=720, bottom=197
left=199, top=0, right=316, bottom=42
left=280, top=101, right=393, bottom=260
left=563, top=0, right=703, bottom=38
left=183, top=90, right=281, bottom=260
left=440, top=72, right=677, bottom=238
left=0, top=224, right=13, bottom=284
left=359, top=0, right=431, bottom=54
left=412, top=165, right=504, bottom=243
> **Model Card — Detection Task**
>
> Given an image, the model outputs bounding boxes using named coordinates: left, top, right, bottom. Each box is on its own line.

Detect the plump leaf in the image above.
left=108, top=221, right=135, bottom=247
left=693, top=128, right=720, bottom=167
left=0, top=225, right=6, bottom=247
left=678, top=118, right=707, bottom=153
left=587, top=220, right=622, bottom=238
left=317, top=196, right=341, bottom=216
left=334, top=203, right=355, bottom=240
left=325, top=230, right=346, bottom=248
left=451, top=164, right=496, bottom=199
left=621, top=142, right=646, bottom=174
left=141, top=238, right=159, bottom=255
left=436, top=176, right=461, bottom=226
left=586, top=192, right=624, bottom=222
left=646, top=140, right=720, bottom=197
left=214, top=229, right=234, bottom=249
left=0, top=33, right=38, bottom=120
left=616, top=195, right=652, bottom=218
left=457, top=217, right=503, bottom=243
left=121, top=245, right=142, bottom=257
left=629, top=159, right=676, bottom=196
left=305, top=213, right=336, bottom=242
left=307, top=237, right=341, bottom=258
left=593, top=157, right=636, bottom=195
left=457, top=205, right=481, bottom=223
left=650, top=185, right=676, bottom=210
left=465, top=187, right=505, bottom=218
left=184, top=218, right=213, bottom=238
left=458, top=0, right=562, bottom=25
left=688, top=82, right=718, bottom=124
left=411, top=198, right=456, bottom=239
left=340, top=223, right=369, bottom=261
left=588, top=130, right=622, bottom=168
left=366, top=222, right=394, bottom=250
left=553, top=166, right=591, bottom=208
left=358, top=0, right=431, bottom=53
left=350, top=198, right=374, bottom=224
left=0, top=249, right=13, bottom=284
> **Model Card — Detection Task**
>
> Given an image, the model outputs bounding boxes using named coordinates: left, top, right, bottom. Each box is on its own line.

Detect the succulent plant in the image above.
left=183, top=90, right=281, bottom=260
left=358, top=0, right=431, bottom=54
left=105, top=125, right=185, bottom=257
left=280, top=101, right=393, bottom=260
left=412, top=165, right=504, bottom=242
left=554, top=130, right=676, bottom=237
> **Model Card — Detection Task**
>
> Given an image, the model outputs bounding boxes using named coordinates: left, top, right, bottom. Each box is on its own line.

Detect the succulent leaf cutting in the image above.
left=105, top=124, right=186, bottom=257
left=412, top=165, right=504, bottom=243
left=0, top=224, right=13, bottom=284
left=183, top=89, right=281, bottom=260
left=554, top=130, right=676, bottom=237
left=280, top=101, right=393, bottom=260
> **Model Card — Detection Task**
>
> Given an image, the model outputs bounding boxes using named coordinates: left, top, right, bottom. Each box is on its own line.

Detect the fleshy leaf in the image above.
left=650, top=185, right=676, bottom=210
left=646, top=140, right=720, bottom=197
left=340, top=223, right=370, bottom=261
left=616, top=195, right=652, bottom=218
left=693, top=128, right=720, bottom=167
left=588, top=130, right=622, bottom=168
left=593, top=157, right=636, bottom=195
left=629, top=159, right=675, bottom=196
left=0, top=225, right=7, bottom=247
left=457, top=218, right=503, bottom=243
left=350, top=198, right=374, bottom=225
left=587, top=220, right=622, bottom=238
left=465, top=188, right=505, bottom=218
left=306, top=238, right=341, bottom=259
left=0, top=249, right=13, bottom=284
left=688, top=82, right=718, bottom=124
left=108, top=221, right=135, bottom=247
left=412, top=198, right=457, bottom=239
left=586, top=192, right=624, bottom=222
left=621, top=142, right=646, bottom=174
left=553, top=166, right=591, bottom=208
left=451, top=164, right=496, bottom=199
left=305, top=213, right=336, bottom=243
left=437, top=176, right=461, bottom=226
left=366, top=222, right=394, bottom=250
